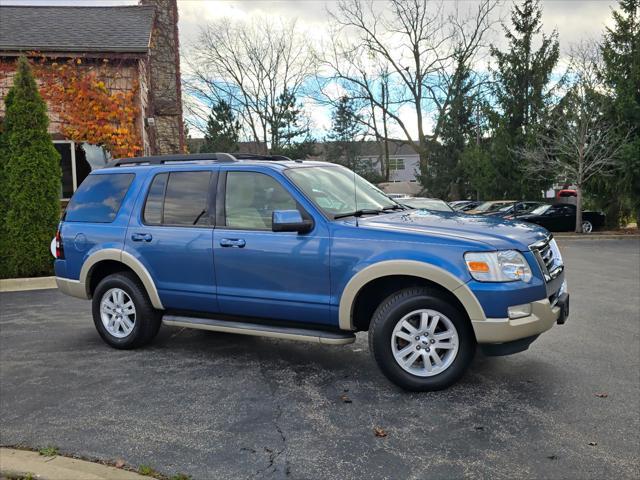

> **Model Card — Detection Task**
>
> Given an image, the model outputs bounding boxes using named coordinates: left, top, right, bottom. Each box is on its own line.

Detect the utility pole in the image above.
left=381, top=83, right=390, bottom=181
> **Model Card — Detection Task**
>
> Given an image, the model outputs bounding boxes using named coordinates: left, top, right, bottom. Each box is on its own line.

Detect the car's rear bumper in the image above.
left=55, top=277, right=88, bottom=300
left=471, top=297, right=561, bottom=344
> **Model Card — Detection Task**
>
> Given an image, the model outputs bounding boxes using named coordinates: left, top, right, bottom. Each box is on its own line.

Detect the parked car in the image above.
left=54, top=153, right=569, bottom=391
left=466, top=200, right=516, bottom=215
left=450, top=200, right=483, bottom=212
left=518, top=203, right=605, bottom=232
left=403, top=197, right=454, bottom=212
left=486, top=201, right=546, bottom=219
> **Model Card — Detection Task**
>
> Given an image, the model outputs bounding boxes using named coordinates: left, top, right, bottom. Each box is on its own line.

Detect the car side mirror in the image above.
left=272, top=210, right=313, bottom=234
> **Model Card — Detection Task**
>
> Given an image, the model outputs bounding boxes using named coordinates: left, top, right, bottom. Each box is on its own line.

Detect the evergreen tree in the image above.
left=271, top=89, right=315, bottom=159
left=326, top=95, right=364, bottom=171
left=488, top=0, right=559, bottom=198
left=1, top=57, right=61, bottom=278
left=423, top=54, right=477, bottom=200
left=597, top=0, right=640, bottom=226
left=200, top=100, right=240, bottom=153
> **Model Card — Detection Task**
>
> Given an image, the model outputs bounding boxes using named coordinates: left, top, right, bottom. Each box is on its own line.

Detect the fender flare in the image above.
left=338, top=260, right=485, bottom=331
left=80, top=248, right=164, bottom=309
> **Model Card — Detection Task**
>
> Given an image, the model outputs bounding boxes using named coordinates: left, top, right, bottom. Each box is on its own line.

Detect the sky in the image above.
left=3, top=0, right=621, bottom=138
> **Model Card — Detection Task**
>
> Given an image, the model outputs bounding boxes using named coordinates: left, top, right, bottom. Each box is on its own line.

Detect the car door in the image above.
left=125, top=168, right=218, bottom=313
left=212, top=168, right=332, bottom=326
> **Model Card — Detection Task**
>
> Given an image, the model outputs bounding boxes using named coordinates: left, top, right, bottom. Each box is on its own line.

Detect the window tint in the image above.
left=143, top=173, right=168, bottom=224
left=65, top=173, right=134, bottom=223
left=225, top=172, right=297, bottom=230
left=159, top=171, right=212, bottom=226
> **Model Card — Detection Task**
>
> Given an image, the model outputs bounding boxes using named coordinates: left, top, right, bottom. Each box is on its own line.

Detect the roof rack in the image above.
left=107, top=152, right=293, bottom=167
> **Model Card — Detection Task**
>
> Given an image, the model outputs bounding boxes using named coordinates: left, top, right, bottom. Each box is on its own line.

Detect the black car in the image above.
left=486, top=201, right=546, bottom=219
left=518, top=203, right=605, bottom=233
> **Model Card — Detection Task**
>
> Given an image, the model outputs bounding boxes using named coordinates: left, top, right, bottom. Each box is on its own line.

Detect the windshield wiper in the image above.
left=382, top=204, right=408, bottom=211
left=334, top=209, right=383, bottom=219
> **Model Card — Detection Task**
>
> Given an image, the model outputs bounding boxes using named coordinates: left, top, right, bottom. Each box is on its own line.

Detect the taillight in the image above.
left=55, top=229, right=65, bottom=259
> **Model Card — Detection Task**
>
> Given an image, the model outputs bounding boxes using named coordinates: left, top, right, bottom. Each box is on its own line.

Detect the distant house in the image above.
left=0, top=1, right=184, bottom=200
left=355, top=140, right=421, bottom=183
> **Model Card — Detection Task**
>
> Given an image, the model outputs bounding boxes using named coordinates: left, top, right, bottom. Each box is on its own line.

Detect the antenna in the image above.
left=353, top=169, right=359, bottom=227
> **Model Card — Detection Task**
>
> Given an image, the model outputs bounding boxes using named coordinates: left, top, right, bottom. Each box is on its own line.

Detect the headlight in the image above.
left=464, top=250, right=532, bottom=282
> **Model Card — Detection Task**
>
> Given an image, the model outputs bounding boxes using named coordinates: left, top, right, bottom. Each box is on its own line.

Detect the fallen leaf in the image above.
left=474, top=426, right=485, bottom=431
left=114, top=458, right=125, bottom=468
left=588, top=441, right=598, bottom=446
left=340, top=394, right=353, bottom=404
left=374, top=427, right=387, bottom=438
left=594, top=392, right=608, bottom=398
left=547, top=455, right=558, bottom=460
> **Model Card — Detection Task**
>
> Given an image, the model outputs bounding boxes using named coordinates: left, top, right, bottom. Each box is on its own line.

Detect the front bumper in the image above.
left=471, top=297, right=561, bottom=344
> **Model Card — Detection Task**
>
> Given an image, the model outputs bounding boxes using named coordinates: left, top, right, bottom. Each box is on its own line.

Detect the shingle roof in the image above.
left=0, top=6, right=155, bottom=54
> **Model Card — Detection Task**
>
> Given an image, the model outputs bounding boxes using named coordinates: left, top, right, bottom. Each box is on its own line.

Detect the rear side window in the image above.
left=65, top=173, right=134, bottom=223
left=143, top=171, right=212, bottom=226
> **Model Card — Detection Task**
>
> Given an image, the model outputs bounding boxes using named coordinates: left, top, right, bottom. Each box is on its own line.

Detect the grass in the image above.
left=38, top=445, right=59, bottom=457
left=169, top=474, right=191, bottom=480
left=138, top=465, right=158, bottom=476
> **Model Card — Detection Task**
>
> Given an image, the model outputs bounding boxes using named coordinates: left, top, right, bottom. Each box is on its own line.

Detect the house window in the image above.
left=389, top=158, right=405, bottom=171
left=53, top=141, right=111, bottom=199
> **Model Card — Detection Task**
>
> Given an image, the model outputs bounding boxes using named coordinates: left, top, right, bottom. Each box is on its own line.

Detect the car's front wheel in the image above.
left=92, top=272, right=161, bottom=349
left=368, top=287, right=475, bottom=391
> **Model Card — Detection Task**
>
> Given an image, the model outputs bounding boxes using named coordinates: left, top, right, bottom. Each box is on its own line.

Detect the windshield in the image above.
left=405, top=198, right=453, bottom=212
left=286, top=165, right=398, bottom=217
left=475, top=201, right=513, bottom=212
left=530, top=204, right=551, bottom=215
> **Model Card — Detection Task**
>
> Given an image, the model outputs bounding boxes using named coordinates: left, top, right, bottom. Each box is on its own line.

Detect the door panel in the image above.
left=213, top=170, right=332, bottom=325
left=125, top=169, right=218, bottom=313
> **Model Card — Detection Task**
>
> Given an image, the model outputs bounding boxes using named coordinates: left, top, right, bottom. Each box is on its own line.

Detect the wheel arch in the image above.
left=80, top=249, right=164, bottom=309
left=339, top=260, right=485, bottom=331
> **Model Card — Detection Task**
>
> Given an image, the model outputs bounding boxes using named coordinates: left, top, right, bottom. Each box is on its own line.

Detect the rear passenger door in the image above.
left=125, top=169, right=218, bottom=313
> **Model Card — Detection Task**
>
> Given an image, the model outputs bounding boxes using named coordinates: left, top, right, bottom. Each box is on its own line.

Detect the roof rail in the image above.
left=107, top=152, right=294, bottom=167
left=108, top=153, right=237, bottom=167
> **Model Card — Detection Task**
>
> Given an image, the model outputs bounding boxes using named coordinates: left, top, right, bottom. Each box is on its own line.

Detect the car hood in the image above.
left=358, top=210, right=549, bottom=250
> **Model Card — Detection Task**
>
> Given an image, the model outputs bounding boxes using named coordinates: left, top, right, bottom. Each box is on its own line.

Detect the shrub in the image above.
left=0, top=57, right=60, bottom=278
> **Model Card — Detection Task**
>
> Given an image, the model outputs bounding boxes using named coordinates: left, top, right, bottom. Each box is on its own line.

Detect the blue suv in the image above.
left=54, top=153, right=569, bottom=391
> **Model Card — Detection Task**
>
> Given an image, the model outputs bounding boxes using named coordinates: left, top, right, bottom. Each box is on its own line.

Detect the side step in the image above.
left=162, top=315, right=356, bottom=345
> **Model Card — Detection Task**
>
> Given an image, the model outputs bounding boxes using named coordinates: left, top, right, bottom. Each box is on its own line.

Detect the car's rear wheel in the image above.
left=92, top=272, right=161, bottom=349
left=369, top=287, right=475, bottom=391
left=581, top=220, right=593, bottom=233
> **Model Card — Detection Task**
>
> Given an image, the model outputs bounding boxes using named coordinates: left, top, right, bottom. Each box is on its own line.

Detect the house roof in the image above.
left=0, top=6, right=155, bottom=54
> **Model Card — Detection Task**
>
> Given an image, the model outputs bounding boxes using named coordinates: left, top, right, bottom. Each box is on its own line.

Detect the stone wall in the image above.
left=140, top=0, right=185, bottom=155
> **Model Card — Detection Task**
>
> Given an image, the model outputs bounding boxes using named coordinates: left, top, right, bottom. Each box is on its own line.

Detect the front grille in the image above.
left=530, top=236, right=563, bottom=281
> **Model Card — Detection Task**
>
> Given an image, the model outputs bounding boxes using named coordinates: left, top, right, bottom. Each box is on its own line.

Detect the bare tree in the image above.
left=184, top=18, right=316, bottom=150
left=519, top=42, right=630, bottom=233
left=320, top=0, right=498, bottom=172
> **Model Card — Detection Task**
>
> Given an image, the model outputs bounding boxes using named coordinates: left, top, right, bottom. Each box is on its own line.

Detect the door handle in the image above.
left=131, top=233, right=152, bottom=242
left=220, top=238, right=246, bottom=248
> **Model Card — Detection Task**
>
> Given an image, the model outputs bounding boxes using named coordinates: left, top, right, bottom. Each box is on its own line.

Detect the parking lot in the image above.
left=1, top=238, right=638, bottom=479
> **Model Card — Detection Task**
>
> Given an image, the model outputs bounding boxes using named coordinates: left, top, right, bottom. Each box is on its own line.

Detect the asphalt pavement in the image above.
left=1, top=238, right=639, bottom=479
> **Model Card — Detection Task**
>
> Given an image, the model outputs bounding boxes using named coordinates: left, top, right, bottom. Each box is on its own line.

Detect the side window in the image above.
left=143, top=171, right=212, bottom=226
left=65, top=173, right=134, bottom=223
left=225, top=171, right=298, bottom=230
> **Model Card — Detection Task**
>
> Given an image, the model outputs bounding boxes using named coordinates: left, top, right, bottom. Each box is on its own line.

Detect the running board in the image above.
left=162, top=315, right=356, bottom=345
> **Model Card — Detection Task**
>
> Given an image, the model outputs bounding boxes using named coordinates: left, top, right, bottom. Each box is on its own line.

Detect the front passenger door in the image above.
left=213, top=170, right=332, bottom=326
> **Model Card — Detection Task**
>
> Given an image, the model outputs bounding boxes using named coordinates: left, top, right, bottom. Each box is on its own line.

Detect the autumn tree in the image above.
left=0, top=57, right=61, bottom=278
left=200, top=100, right=240, bottom=153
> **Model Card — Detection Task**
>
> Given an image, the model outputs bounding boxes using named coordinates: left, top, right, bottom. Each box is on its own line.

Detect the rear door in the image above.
left=125, top=168, right=218, bottom=313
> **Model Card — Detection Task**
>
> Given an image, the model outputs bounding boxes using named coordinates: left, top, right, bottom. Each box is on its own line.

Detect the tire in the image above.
left=581, top=220, right=593, bottom=233
left=368, top=287, right=475, bottom=391
left=92, top=272, right=161, bottom=349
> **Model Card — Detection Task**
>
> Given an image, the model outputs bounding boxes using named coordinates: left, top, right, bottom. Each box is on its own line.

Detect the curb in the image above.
left=0, top=448, right=152, bottom=480
left=0, top=276, right=56, bottom=293
left=555, top=234, right=640, bottom=240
